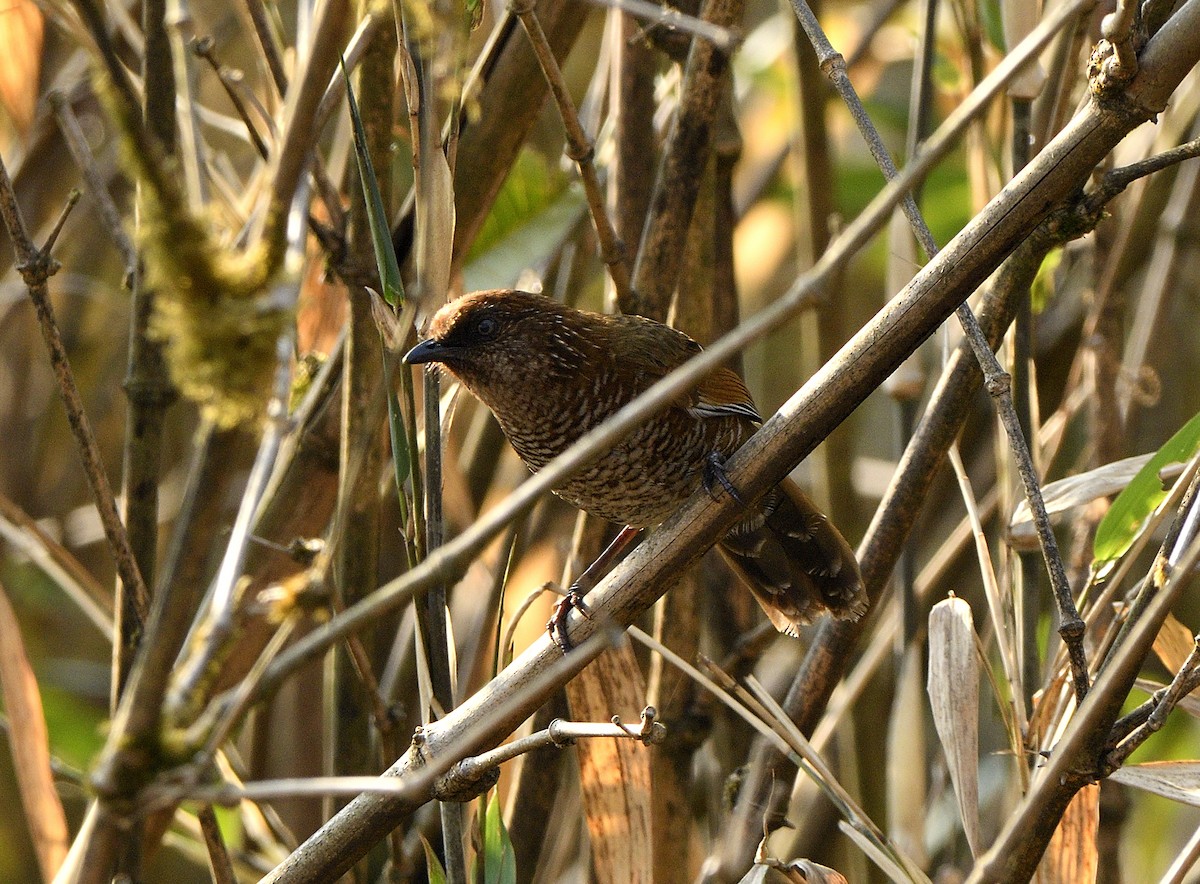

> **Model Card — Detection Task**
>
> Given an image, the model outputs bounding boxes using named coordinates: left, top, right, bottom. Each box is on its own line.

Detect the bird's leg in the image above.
left=703, top=452, right=746, bottom=507
left=548, top=524, right=641, bottom=652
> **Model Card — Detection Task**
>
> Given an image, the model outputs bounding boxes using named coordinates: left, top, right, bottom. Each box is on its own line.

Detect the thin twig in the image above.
left=1096, top=0, right=1141, bottom=86
left=155, top=706, right=659, bottom=811
left=0, top=491, right=112, bottom=633
left=197, top=804, right=237, bottom=884
left=1102, top=636, right=1200, bottom=769
left=194, top=37, right=272, bottom=158
left=165, top=0, right=209, bottom=207
left=244, top=0, right=287, bottom=95
left=257, top=0, right=349, bottom=262
left=0, top=163, right=150, bottom=628
left=434, top=707, right=665, bottom=794
left=579, top=0, right=740, bottom=51
left=1099, top=133, right=1200, bottom=196
left=512, top=0, right=635, bottom=307
left=198, top=616, right=300, bottom=758
left=48, top=94, right=138, bottom=277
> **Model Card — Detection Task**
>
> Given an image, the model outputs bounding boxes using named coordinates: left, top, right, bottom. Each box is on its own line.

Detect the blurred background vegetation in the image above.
left=1, top=0, right=1200, bottom=879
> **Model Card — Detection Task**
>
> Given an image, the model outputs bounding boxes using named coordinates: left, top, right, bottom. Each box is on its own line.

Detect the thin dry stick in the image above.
left=0, top=163, right=150, bottom=627
left=165, top=0, right=209, bottom=207
left=434, top=707, right=664, bottom=795
left=1102, top=636, right=1200, bottom=769
left=197, top=804, right=237, bottom=884
left=581, top=0, right=740, bottom=50
left=198, top=616, right=299, bottom=758
left=1162, top=825, right=1200, bottom=884
left=1098, top=0, right=1141, bottom=84
left=48, top=94, right=138, bottom=277
left=511, top=0, right=635, bottom=307
left=193, top=37, right=272, bottom=158
left=244, top=0, right=287, bottom=95
left=0, top=493, right=112, bottom=633
left=790, top=0, right=1089, bottom=700
left=159, top=706, right=661, bottom=808
left=257, top=0, right=349, bottom=262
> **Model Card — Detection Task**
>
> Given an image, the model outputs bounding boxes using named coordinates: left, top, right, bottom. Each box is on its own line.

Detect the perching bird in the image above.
left=404, top=289, right=866, bottom=637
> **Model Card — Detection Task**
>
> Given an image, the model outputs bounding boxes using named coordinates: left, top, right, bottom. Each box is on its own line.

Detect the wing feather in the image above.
left=688, top=367, right=761, bottom=423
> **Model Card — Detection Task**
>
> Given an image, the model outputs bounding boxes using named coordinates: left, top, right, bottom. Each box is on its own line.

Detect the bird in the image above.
left=403, top=289, right=866, bottom=640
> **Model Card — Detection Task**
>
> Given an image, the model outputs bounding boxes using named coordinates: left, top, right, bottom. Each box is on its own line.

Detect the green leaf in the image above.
left=466, top=148, right=576, bottom=267
left=420, top=835, right=448, bottom=884
left=1093, top=411, right=1200, bottom=571
left=343, top=58, right=405, bottom=307
left=465, top=0, right=485, bottom=30
left=483, top=791, right=516, bottom=884
left=385, top=366, right=411, bottom=487
left=1030, top=246, right=1062, bottom=314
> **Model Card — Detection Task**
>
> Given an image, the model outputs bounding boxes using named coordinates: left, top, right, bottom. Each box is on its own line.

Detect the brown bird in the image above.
left=404, top=289, right=866, bottom=638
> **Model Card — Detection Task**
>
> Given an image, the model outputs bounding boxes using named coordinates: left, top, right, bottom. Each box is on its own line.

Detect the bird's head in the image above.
left=404, top=289, right=599, bottom=405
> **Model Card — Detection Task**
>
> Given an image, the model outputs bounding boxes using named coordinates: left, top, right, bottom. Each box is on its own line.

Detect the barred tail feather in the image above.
left=717, top=478, right=867, bottom=635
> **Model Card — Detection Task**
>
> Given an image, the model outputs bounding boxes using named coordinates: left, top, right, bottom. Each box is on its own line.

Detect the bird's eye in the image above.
left=476, top=316, right=499, bottom=339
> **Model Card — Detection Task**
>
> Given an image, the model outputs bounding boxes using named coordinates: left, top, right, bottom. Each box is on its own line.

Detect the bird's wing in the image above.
left=687, top=367, right=762, bottom=423
left=609, top=314, right=762, bottom=422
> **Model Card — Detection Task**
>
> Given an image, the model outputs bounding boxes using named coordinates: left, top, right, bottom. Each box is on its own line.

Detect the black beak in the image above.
left=404, top=338, right=453, bottom=365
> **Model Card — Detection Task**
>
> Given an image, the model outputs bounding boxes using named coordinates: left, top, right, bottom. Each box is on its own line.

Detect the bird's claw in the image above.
left=704, top=452, right=746, bottom=507
left=547, top=588, right=592, bottom=653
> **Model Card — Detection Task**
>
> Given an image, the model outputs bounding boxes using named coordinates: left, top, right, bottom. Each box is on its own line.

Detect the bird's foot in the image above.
left=547, top=587, right=593, bottom=653
left=703, top=452, right=746, bottom=506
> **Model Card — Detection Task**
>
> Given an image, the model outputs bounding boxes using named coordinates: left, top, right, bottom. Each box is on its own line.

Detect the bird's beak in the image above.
left=404, top=338, right=452, bottom=365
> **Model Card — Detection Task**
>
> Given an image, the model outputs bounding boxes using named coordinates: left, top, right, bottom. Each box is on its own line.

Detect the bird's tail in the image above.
left=717, top=477, right=867, bottom=636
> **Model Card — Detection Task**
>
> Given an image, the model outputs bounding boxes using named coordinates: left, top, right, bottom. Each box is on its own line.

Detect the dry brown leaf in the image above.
left=0, top=579, right=68, bottom=880
left=1036, top=782, right=1098, bottom=884
left=1152, top=612, right=1196, bottom=674
left=0, top=0, right=42, bottom=134
left=927, top=595, right=981, bottom=857
left=414, top=146, right=456, bottom=312
left=887, top=647, right=928, bottom=867
left=1008, top=454, right=1150, bottom=551
left=565, top=636, right=652, bottom=884
left=1134, top=678, right=1200, bottom=720
left=1109, top=760, right=1200, bottom=805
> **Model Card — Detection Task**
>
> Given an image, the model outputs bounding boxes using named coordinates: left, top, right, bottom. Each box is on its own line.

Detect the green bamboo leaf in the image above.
left=343, top=58, right=404, bottom=306
left=462, top=147, right=585, bottom=294
left=385, top=369, right=411, bottom=487
left=1093, top=410, right=1200, bottom=573
left=465, top=0, right=484, bottom=30
left=420, top=835, right=448, bottom=884
left=1030, top=246, right=1062, bottom=314
left=483, top=791, right=516, bottom=884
